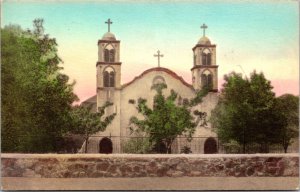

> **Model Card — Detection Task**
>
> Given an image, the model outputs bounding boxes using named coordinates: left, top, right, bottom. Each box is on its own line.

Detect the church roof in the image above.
left=102, top=32, right=116, bottom=41
left=198, top=36, right=211, bottom=45
left=81, top=95, right=96, bottom=104
left=122, top=67, right=194, bottom=89
left=81, top=95, right=97, bottom=112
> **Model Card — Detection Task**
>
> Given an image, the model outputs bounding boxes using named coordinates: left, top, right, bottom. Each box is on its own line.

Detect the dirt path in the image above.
left=1, top=177, right=299, bottom=190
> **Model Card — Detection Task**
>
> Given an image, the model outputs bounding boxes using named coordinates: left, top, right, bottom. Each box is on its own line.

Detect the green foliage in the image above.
left=1, top=19, right=78, bottom=152
left=71, top=102, right=116, bottom=136
left=189, top=86, right=210, bottom=107
left=210, top=71, right=284, bottom=153
left=129, top=83, right=208, bottom=153
left=70, top=102, right=116, bottom=153
left=222, top=140, right=241, bottom=154
left=274, top=94, right=299, bottom=152
left=123, top=137, right=154, bottom=154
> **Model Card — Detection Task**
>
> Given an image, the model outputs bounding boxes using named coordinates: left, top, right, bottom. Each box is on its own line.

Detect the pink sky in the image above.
left=75, top=68, right=299, bottom=104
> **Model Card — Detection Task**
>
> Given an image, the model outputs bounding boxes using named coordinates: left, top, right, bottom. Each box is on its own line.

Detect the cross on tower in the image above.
left=154, top=50, right=164, bottom=67
left=105, top=19, right=113, bottom=32
left=200, top=23, right=208, bottom=37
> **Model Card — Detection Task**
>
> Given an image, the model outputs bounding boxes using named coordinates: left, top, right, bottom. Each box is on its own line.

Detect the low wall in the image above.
left=1, top=153, right=299, bottom=178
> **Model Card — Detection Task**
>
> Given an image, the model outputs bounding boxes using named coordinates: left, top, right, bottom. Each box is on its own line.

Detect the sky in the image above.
left=2, top=0, right=299, bottom=103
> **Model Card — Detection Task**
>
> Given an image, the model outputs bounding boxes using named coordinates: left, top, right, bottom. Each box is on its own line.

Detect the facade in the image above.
left=80, top=21, right=219, bottom=154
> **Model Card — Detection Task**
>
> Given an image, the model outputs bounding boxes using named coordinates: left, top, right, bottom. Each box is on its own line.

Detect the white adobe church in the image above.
left=80, top=19, right=219, bottom=154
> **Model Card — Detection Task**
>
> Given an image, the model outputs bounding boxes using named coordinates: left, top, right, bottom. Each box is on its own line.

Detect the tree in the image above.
left=1, top=19, right=78, bottom=152
left=129, top=83, right=208, bottom=153
left=210, top=71, right=284, bottom=153
left=70, top=102, right=116, bottom=153
left=275, top=94, right=299, bottom=153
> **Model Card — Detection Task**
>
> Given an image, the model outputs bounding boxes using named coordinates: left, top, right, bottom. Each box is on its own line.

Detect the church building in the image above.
left=80, top=19, right=219, bottom=154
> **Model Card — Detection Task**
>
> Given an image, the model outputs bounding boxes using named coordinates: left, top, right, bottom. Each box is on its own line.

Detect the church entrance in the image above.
left=99, top=137, right=113, bottom=154
left=153, top=141, right=170, bottom=154
left=204, top=137, right=218, bottom=154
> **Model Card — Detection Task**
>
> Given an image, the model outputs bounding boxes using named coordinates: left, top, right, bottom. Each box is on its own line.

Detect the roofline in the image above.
left=192, top=44, right=216, bottom=51
left=98, top=40, right=120, bottom=45
left=121, top=67, right=194, bottom=90
left=81, top=95, right=97, bottom=104
left=191, top=65, right=219, bottom=71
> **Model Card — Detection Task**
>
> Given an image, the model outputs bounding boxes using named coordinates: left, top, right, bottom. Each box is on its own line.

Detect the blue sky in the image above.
left=2, top=1, right=299, bottom=101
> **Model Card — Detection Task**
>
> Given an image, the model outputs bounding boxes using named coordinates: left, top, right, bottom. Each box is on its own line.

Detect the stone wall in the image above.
left=2, top=153, right=299, bottom=178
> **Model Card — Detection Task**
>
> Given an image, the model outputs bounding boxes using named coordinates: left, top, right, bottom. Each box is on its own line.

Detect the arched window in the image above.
left=104, top=44, right=115, bottom=62
left=109, top=49, right=115, bottom=62
left=201, top=70, right=213, bottom=88
left=202, top=49, right=211, bottom=65
left=103, top=67, right=115, bottom=87
left=104, top=49, right=110, bottom=62
left=104, top=71, right=109, bottom=87
left=109, top=70, right=115, bottom=87
left=152, top=75, right=166, bottom=85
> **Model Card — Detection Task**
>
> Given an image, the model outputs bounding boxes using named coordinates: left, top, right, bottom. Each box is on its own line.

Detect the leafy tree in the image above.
left=1, top=19, right=78, bottom=152
left=211, top=71, right=284, bottom=153
left=275, top=94, right=299, bottom=153
left=129, top=83, right=208, bottom=153
left=70, top=102, right=116, bottom=153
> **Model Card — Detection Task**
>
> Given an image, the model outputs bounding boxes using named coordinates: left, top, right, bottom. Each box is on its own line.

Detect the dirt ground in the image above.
left=1, top=176, right=299, bottom=190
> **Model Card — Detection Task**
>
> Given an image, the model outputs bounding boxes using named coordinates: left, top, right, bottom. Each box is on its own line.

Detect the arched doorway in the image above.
left=99, top=137, right=113, bottom=154
left=204, top=137, right=218, bottom=154
left=153, top=141, right=170, bottom=154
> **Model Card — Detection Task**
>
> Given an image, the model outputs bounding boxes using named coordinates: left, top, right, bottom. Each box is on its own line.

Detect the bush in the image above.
left=123, top=137, right=154, bottom=154
left=180, top=146, right=192, bottom=154
left=223, top=140, right=241, bottom=153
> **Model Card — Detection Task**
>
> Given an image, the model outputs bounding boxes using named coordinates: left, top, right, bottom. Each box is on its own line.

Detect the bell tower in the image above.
left=96, top=19, right=122, bottom=113
left=191, top=24, right=218, bottom=91
left=97, top=19, right=121, bottom=89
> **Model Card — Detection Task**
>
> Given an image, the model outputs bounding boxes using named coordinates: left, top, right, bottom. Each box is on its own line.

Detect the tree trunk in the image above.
left=85, top=137, right=89, bottom=153
left=166, top=144, right=171, bottom=154
left=284, top=143, right=288, bottom=153
left=243, top=127, right=246, bottom=153
left=166, top=139, right=173, bottom=154
left=283, top=138, right=289, bottom=153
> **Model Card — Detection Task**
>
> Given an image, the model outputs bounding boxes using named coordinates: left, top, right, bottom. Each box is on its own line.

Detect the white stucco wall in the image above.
left=84, top=67, right=219, bottom=153
left=120, top=70, right=196, bottom=137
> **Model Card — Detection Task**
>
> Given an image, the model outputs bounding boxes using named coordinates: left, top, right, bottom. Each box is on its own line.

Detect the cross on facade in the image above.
left=154, top=50, right=164, bottom=67
left=105, top=19, right=113, bottom=32
left=200, top=23, right=208, bottom=37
